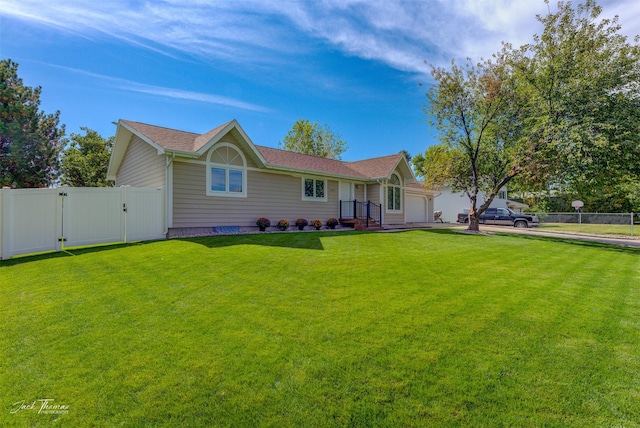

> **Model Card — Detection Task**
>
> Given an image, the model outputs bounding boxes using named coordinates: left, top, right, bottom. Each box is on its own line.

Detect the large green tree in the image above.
left=279, top=119, right=348, bottom=160
left=419, top=0, right=640, bottom=229
left=60, top=127, right=114, bottom=187
left=420, top=50, right=532, bottom=231
left=515, top=0, right=640, bottom=201
left=0, top=59, right=65, bottom=188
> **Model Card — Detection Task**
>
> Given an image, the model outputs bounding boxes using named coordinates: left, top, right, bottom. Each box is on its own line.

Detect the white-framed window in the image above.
left=387, top=173, right=402, bottom=211
left=302, top=177, right=327, bottom=202
left=206, top=143, right=247, bottom=197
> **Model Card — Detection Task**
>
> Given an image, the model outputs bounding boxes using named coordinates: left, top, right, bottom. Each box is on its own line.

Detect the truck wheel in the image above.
left=514, top=220, right=527, bottom=228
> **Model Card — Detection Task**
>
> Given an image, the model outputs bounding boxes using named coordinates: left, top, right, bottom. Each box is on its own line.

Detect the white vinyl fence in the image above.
left=0, top=186, right=165, bottom=259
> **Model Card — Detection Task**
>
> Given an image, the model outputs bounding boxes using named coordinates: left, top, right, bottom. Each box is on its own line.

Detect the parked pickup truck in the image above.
left=457, top=208, right=539, bottom=228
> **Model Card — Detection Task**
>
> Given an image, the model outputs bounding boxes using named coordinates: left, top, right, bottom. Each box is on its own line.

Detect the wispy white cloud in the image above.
left=1, top=0, right=638, bottom=76
left=122, top=84, right=272, bottom=113
left=44, top=64, right=272, bottom=113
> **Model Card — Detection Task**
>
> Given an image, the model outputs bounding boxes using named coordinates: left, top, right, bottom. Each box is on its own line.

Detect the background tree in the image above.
left=0, top=59, right=65, bottom=188
left=420, top=0, right=640, bottom=229
left=60, top=127, right=114, bottom=187
left=515, top=0, right=640, bottom=205
left=279, top=119, right=348, bottom=160
left=412, top=144, right=456, bottom=190
left=399, top=149, right=412, bottom=163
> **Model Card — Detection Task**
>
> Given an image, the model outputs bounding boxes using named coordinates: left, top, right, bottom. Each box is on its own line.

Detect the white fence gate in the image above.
left=1, top=186, right=165, bottom=259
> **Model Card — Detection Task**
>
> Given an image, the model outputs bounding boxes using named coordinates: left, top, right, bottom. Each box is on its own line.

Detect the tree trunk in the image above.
left=467, top=214, right=481, bottom=232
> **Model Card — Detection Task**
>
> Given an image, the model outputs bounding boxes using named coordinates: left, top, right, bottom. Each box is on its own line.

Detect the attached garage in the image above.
left=405, top=193, right=428, bottom=223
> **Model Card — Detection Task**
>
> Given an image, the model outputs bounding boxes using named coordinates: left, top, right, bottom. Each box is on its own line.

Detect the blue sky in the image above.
left=1, top=0, right=638, bottom=161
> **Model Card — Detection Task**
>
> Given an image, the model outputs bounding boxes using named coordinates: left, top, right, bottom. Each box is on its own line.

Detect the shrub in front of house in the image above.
left=311, top=219, right=322, bottom=230
left=327, top=218, right=339, bottom=229
left=277, top=219, right=290, bottom=231
left=256, top=217, right=271, bottom=231
left=295, top=218, right=308, bottom=230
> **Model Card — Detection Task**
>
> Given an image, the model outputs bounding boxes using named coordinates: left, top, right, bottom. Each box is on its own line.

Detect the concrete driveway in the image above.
left=465, top=224, right=640, bottom=249
left=383, top=222, right=640, bottom=249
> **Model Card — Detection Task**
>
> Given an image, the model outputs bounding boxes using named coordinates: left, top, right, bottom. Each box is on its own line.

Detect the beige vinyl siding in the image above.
left=367, top=183, right=381, bottom=206
left=115, top=136, right=166, bottom=187
left=384, top=211, right=405, bottom=224
left=354, top=185, right=365, bottom=201
left=172, top=162, right=339, bottom=227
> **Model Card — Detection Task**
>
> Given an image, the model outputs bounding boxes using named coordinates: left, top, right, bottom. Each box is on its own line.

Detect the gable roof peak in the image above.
left=113, top=119, right=415, bottom=182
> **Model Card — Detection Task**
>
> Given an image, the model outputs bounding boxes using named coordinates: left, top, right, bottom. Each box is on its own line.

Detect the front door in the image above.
left=339, top=182, right=354, bottom=217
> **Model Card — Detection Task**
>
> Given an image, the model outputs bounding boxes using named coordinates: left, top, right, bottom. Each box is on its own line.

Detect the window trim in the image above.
left=386, top=173, right=402, bottom=213
left=205, top=142, right=247, bottom=198
left=301, top=177, right=328, bottom=202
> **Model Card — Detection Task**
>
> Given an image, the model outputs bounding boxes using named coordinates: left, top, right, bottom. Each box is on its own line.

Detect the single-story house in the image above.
left=107, top=119, right=438, bottom=236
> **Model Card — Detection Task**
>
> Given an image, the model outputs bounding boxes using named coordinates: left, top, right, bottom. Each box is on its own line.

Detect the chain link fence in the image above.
left=530, top=212, right=638, bottom=236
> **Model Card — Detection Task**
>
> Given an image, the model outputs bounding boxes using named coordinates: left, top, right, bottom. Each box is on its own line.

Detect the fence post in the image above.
left=122, top=186, right=129, bottom=243
left=57, top=188, right=65, bottom=252
left=1, top=187, right=11, bottom=260
left=578, top=211, right=582, bottom=233
left=632, top=212, right=635, bottom=237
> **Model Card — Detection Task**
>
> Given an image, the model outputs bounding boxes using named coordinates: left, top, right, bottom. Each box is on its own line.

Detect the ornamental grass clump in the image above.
left=311, top=219, right=323, bottom=230
left=295, top=218, right=308, bottom=230
left=276, top=219, right=290, bottom=231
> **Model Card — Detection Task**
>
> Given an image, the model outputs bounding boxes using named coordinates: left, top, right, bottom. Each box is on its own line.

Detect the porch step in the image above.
left=339, top=218, right=384, bottom=231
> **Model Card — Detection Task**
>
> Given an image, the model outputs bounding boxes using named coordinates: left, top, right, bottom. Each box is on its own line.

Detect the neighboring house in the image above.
left=434, top=188, right=529, bottom=223
left=107, top=119, right=438, bottom=236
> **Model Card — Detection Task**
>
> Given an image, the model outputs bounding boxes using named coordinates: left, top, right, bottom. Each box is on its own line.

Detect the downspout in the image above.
left=164, top=153, right=175, bottom=237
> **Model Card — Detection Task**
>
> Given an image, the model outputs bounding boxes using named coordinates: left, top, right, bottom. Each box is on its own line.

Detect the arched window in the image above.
left=387, top=173, right=401, bottom=211
left=206, top=143, right=247, bottom=197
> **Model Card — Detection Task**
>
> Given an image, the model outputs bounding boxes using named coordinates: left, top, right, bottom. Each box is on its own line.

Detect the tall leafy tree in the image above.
left=420, top=0, right=640, bottom=230
left=0, top=59, right=65, bottom=188
left=422, top=50, right=531, bottom=231
left=280, top=119, right=348, bottom=160
left=516, top=0, right=640, bottom=198
left=60, top=127, right=114, bottom=187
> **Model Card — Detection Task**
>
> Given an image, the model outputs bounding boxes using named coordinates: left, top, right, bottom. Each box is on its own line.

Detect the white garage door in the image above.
left=406, top=195, right=427, bottom=222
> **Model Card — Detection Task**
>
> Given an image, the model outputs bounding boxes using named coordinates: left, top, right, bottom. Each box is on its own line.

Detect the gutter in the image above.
left=263, top=163, right=370, bottom=182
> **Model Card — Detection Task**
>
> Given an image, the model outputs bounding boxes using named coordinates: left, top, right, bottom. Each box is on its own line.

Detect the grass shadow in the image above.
left=177, top=230, right=364, bottom=251
left=389, top=227, right=640, bottom=255
left=0, top=242, right=149, bottom=267
left=491, top=231, right=640, bottom=255
left=0, top=231, right=366, bottom=265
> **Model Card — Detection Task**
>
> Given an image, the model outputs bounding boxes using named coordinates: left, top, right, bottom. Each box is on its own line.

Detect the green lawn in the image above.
left=539, top=222, right=637, bottom=236
left=1, top=230, right=639, bottom=426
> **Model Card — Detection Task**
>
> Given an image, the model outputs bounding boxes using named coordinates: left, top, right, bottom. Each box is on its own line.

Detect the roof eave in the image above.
left=165, top=149, right=201, bottom=159
left=264, top=164, right=368, bottom=181
left=107, top=120, right=168, bottom=181
left=120, top=120, right=166, bottom=154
